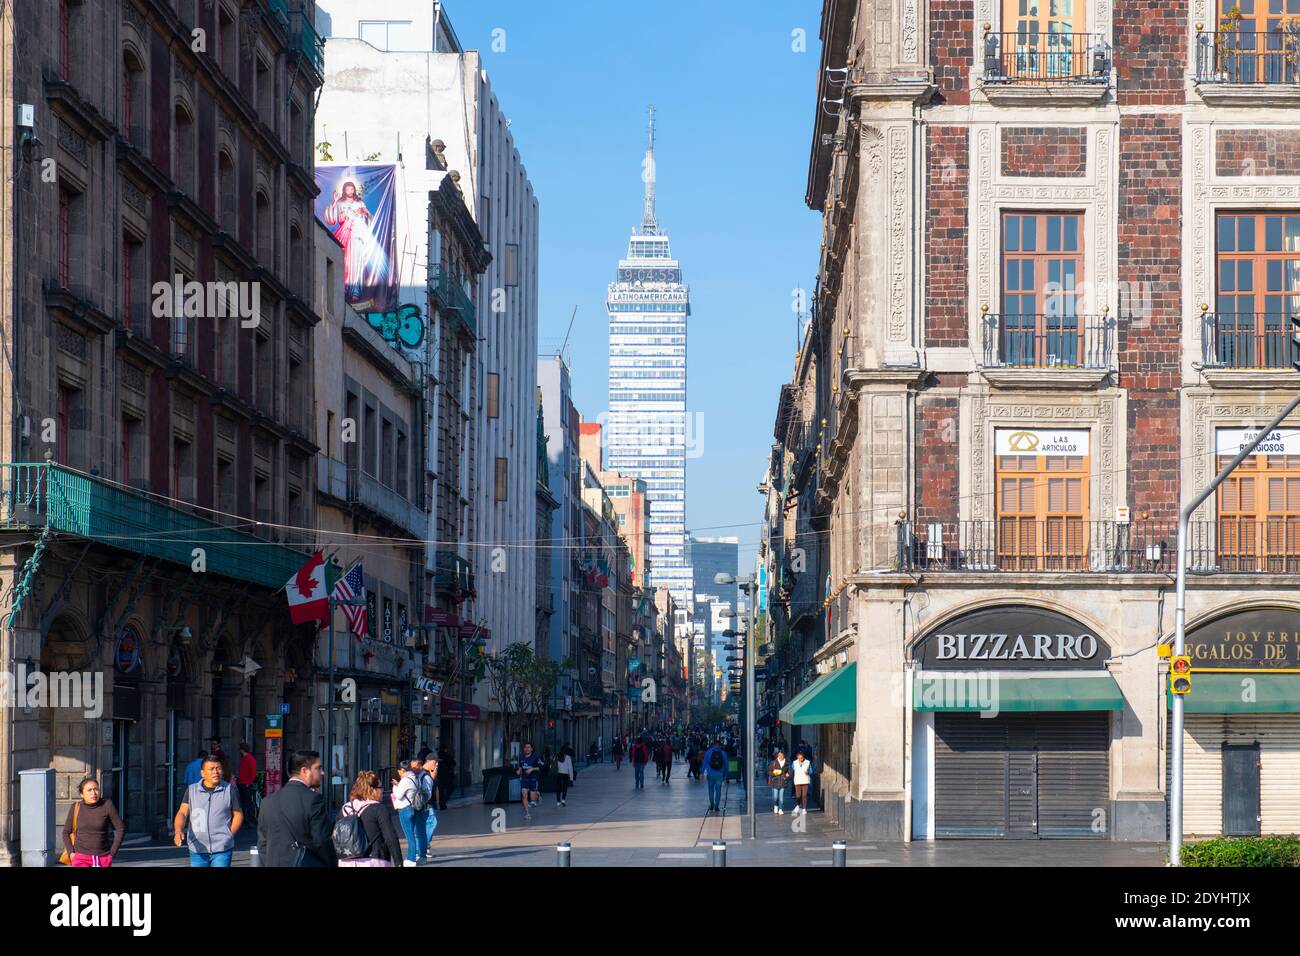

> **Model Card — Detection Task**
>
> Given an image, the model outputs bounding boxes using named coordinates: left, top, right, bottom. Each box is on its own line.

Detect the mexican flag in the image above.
left=286, top=551, right=339, bottom=626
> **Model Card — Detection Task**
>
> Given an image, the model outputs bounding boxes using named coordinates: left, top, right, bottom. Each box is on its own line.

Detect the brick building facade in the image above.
left=768, top=0, right=1300, bottom=843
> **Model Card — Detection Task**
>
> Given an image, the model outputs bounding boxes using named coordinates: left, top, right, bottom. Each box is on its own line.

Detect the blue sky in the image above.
left=448, top=1, right=823, bottom=569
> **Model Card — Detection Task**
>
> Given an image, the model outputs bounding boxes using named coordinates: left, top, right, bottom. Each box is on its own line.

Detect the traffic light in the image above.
left=1170, top=655, right=1192, bottom=695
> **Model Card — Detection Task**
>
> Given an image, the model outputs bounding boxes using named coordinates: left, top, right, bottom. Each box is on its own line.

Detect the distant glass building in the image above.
left=689, top=536, right=739, bottom=608
left=606, top=107, right=692, bottom=616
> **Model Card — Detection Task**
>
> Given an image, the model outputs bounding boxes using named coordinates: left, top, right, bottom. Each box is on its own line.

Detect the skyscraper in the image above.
left=607, top=107, right=692, bottom=618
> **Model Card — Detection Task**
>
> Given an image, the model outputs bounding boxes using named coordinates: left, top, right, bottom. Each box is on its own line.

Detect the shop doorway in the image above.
left=934, top=712, right=1109, bottom=838
left=1222, top=742, right=1261, bottom=836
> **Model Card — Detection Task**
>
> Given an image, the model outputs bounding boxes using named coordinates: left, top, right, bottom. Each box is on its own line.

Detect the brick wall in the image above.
left=915, top=391, right=961, bottom=526
left=1216, top=130, right=1300, bottom=177
left=1118, top=115, right=1182, bottom=516
left=1001, top=127, right=1088, bottom=177
left=931, top=0, right=973, bottom=105
left=926, top=127, right=969, bottom=347
left=1115, top=3, right=1187, bottom=106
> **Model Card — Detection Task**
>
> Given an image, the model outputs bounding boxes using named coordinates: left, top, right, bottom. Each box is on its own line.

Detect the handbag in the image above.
left=58, top=802, right=81, bottom=866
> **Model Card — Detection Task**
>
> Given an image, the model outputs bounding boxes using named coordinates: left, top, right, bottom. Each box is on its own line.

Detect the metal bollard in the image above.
left=557, top=842, right=571, bottom=867
left=712, top=840, right=727, bottom=868
left=832, top=840, right=847, bottom=867
left=249, top=847, right=261, bottom=868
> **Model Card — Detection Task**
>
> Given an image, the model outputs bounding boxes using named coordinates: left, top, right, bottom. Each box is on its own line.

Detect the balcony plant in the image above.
left=1213, top=6, right=1244, bottom=82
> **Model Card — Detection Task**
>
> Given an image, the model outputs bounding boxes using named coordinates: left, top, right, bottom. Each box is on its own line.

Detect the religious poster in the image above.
left=314, top=163, right=399, bottom=312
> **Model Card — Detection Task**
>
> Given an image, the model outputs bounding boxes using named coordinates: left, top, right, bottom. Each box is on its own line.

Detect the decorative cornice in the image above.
left=979, top=368, right=1112, bottom=390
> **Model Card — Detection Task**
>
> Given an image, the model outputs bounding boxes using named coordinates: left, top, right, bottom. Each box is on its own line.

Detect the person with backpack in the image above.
left=768, top=749, right=791, bottom=815
left=652, top=736, right=664, bottom=781
left=517, top=742, right=542, bottom=820
left=173, top=754, right=243, bottom=866
left=335, top=771, right=403, bottom=867
left=392, top=760, right=429, bottom=865
left=629, top=737, right=650, bottom=789
left=659, top=737, right=674, bottom=784
left=612, top=737, right=624, bottom=770
left=701, top=739, right=729, bottom=813
left=420, top=755, right=439, bottom=859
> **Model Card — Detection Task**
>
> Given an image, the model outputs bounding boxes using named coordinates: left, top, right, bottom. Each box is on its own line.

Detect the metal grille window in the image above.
left=1217, top=452, right=1300, bottom=571
left=1213, top=212, right=1300, bottom=368
left=996, top=451, right=1089, bottom=569
left=1000, top=212, right=1083, bottom=366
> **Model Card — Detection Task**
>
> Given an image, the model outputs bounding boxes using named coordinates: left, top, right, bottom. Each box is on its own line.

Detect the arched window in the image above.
left=173, top=103, right=195, bottom=196
left=123, top=52, right=146, bottom=146
left=218, top=150, right=236, bottom=233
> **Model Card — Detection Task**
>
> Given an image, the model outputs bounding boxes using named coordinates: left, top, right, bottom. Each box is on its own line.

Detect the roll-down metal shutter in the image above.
left=936, top=712, right=1109, bottom=839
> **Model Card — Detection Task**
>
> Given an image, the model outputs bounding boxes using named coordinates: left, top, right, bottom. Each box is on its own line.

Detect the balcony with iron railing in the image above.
left=982, top=29, right=1111, bottom=104
left=1195, top=26, right=1300, bottom=103
left=898, top=519, right=1300, bottom=575
left=293, top=9, right=326, bottom=80
left=1200, top=310, right=1300, bottom=378
left=979, top=310, right=1114, bottom=384
left=429, top=266, right=477, bottom=341
left=0, top=462, right=310, bottom=588
left=433, top=551, right=476, bottom=599
left=347, top=467, right=424, bottom=538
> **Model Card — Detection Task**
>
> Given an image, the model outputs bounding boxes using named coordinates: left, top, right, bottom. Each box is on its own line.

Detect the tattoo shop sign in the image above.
left=915, top=605, right=1111, bottom=671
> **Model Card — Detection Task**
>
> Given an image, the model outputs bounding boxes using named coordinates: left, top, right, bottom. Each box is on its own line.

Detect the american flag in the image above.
left=332, top=561, right=368, bottom=641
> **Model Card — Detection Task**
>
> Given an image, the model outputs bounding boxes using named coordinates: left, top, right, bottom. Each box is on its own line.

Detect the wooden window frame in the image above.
left=1000, top=211, right=1085, bottom=367
left=1216, top=451, right=1300, bottom=571
left=1214, top=211, right=1300, bottom=368
left=486, top=372, right=500, bottom=419
left=495, top=457, right=508, bottom=502
left=995, top=448, right=1090, bottom=570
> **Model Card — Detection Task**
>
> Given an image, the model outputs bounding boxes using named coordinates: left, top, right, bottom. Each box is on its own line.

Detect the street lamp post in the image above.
left=717, top=572, right=757, bottom=839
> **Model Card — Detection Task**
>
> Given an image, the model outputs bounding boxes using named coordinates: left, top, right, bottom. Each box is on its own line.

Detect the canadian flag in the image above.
left=286, top=551, right=335, bottom=626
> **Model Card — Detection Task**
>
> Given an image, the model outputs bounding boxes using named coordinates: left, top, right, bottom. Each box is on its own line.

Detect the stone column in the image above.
left=853, top=585, right=909, bottom=839
left=1110, top=592, right=1167, bottom=840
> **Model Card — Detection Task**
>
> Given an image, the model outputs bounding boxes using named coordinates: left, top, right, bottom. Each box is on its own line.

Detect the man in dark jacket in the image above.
left=629, top=738, right=650, bottom=789
left=256, top=749, right=337, bottom=867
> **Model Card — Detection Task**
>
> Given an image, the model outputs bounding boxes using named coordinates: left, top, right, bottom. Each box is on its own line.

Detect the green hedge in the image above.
left=1180, top=836, right=1300, bottom=867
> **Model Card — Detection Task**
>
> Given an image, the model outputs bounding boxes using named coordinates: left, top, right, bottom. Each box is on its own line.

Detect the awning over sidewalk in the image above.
left=779, top=663, right=855, bottom=725
left=912, top=672, right=1124, bottom=712
left=1165, top=673, right=1300, bottom=713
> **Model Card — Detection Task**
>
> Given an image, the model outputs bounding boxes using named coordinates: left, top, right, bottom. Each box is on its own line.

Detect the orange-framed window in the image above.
left=1214, top=212, right=1300, bottom=368
left=1217, top=452, right=1300, bottom=571
left=1001, top=212, right=1084, bottom=366
left=996, top=449, right=1089, bottom=570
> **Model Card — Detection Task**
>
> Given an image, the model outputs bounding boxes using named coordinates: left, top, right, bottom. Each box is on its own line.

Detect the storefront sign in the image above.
left=425, top=606, right=459, bottom=627
left=1215, top=427, right=1300, bottom=457
left=114, top=627, right=142, bottom=675
left=1185, top=608, right=1300, bottom=670
left=994, top=429, right=1090, bottom=457
left=440, top=698, right=481, bottom=720
left=413, top=676, right=443, bottom=695
left=915, top=606, right=1111, bottom=671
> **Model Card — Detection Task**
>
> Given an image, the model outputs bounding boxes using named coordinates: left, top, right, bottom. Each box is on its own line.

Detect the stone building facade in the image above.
left=773, top=0, right=1300, bottom=843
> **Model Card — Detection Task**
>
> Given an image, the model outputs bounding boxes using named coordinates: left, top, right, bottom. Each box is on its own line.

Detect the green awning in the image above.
left=779, top=663, right=856, bottom=725
left=1165, top=673, right=1300, bottom=713
left=913, top=673, right=1124, bottom=712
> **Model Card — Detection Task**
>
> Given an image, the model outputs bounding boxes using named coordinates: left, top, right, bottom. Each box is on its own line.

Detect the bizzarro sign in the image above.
left=916, top=606, right=1111, bottom=670
left=1185, top=607, right=1300, bottom=670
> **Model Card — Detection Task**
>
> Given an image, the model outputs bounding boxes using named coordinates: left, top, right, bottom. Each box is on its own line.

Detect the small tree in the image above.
left=482, top=643, right=563, bottom=764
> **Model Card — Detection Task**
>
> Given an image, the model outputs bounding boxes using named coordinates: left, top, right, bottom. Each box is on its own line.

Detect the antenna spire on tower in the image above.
left=642, top=104, right=658, bottom=236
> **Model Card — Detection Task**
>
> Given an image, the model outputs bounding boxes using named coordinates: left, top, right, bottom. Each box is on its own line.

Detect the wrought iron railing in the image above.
left=983, top=30, right=1110, bottom=83
left=434, top=551, right=476, bottom=599
left=981, top=312, right=1113, bottom=369
left=429, top=266, right=477, bottom=339
left=0, top=462, right=310, bottom=587
left=1196, top=28, right=1300, bottom=84
left=293, top=10, right=325, bottom=76
left=898, top=519, right=1300, bottom=573
left=1201, top=311, right=1299, bottom=369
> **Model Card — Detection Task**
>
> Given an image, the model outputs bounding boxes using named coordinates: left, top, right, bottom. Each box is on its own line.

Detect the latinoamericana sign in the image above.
left=1184, top=608, right=1300, bottom=670
left=916, top=606, right=1111, bottom=671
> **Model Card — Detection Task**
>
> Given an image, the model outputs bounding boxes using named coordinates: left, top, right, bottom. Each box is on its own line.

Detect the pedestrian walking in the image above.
left=630, top=737, right=650, bottom=789
left=768, top=750, right=790, bottom=815
left=391, top=760, right=430, bottom=865
left=420, top=755, right=440, bottom=858
left=659, top=738, right=674, bottom=784
left=235, top=742, right=258, bottom=823
left=62, top=777, right=124, bottom=867
left=334, top=771, right=403, bottom=867
left=612, top=737, right=624, bottom=770
left=182, top=749, right=207, bottom=787
left=555, top=748, right=574, bottom=807
left=174, top=754, right=243, bottom=867
left=652, top=737, right=665, bottom=781
left=256, top=749, right=338, bottom=867
left=701, top=739, right=729, bottom=813
left=686, top=740, right=700, bottom=781
left=792, top=750, right=812, bottom=815
left=517, top=742, right=542, bottom=820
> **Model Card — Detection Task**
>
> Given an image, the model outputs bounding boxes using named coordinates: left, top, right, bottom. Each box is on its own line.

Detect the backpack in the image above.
left=708, top=750, right=725, bottom=772
left=332, top=803, right=370, bottom=859
left=409, top=772, right=431, bottom=812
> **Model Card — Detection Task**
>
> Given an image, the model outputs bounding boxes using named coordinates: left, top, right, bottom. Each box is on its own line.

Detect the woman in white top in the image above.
left=791, top=752, right=813, bottom=815
left=390, top=763, right=426, bottom=865
left=555, top=748, right=575, bottom=807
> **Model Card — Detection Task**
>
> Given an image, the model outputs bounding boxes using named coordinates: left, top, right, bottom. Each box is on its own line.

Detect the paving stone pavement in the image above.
left=110, top=761, right=1166, bottom=867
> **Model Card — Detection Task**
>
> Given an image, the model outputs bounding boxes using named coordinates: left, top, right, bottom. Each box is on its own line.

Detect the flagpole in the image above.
left=326, top=595, right=336, bottom=810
